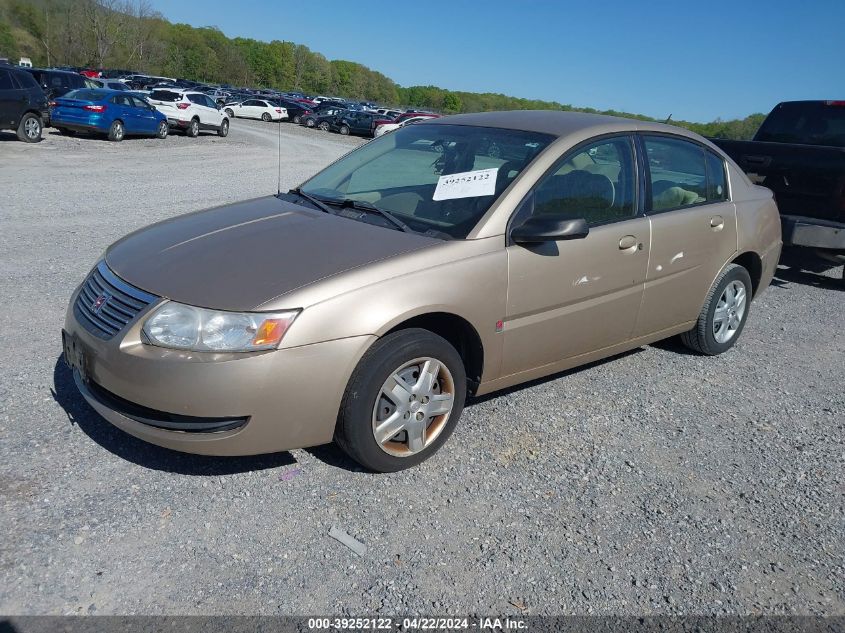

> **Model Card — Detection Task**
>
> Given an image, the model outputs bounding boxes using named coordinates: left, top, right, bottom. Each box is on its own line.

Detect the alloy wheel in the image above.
left=24, top=116, right=41, bottom=140
left=371, top=357, right=455, bottom=457
left=713, top=280, right=747, bottom=344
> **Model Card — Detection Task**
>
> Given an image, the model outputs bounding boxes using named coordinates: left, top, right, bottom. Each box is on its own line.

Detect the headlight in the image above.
left=142, top=302, right=298, bottom=352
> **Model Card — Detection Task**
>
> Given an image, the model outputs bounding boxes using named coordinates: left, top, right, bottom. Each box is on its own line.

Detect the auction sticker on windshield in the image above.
left=433, top=168, right=498, bottom=201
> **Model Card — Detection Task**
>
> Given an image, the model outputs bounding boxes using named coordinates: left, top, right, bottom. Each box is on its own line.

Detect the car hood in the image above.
left=105, top=195, right=439, bottom=311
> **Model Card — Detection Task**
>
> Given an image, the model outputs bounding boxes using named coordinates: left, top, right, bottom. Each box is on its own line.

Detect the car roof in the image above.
left=424, top=110, right=701, bottom=140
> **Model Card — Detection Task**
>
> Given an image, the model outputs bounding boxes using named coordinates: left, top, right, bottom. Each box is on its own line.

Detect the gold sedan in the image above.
left=63, top=111, right=782, bottom=471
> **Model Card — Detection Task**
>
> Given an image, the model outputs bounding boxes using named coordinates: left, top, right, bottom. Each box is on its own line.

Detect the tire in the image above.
left=155, top=121, right=168, bottom=139
left=261, top=112, right=271, bottom=122
left=107, top=119, right=124, bottom=142
left=335, top=328, right=467, bottom=473
left=186, top=118, right=199, bottom=137
left=292, top=114, right=302, bottom=124
left=305, top=118, right=315, bottom=128
left=339, top=124, right=350, bottom=136
left=17, top=113, right=42, bottom=142
left=317, top=121, right=330, bottom=131
left=217, top=118, right=229, bottom=137
left=224, top=108, right=234, bottom=118
left=58, top=127, right=76, bottom=137
left=680, top=264, right=752, bottom=355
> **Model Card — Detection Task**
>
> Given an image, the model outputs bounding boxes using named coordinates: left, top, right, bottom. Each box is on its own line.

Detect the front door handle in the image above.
left=710, top=216, right=725, bottom=230
left=618, top=235, right=639, bottom=250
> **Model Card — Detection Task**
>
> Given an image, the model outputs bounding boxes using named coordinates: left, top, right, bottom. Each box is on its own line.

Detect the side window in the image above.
left=51, top=75, right=64, bottom=88
left=705, top=151, right=728, bottom=202
left=204, top=96, right=217, bottom=109
left=529, top=136, right=637, bottom=226
left=130, top=96, right=148, bottom=108
left=0, top=70, right=13, bottom=90
left=643, top=136, right=707, bottom=212
left=243, top=99, right=256, bottom=106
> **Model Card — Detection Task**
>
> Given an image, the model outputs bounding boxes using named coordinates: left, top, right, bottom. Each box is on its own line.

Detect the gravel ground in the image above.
left=0, top=119, right=842, bottom=617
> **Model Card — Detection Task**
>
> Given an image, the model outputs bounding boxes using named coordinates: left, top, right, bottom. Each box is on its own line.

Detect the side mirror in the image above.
left=511, top=216, right=589, bottom=244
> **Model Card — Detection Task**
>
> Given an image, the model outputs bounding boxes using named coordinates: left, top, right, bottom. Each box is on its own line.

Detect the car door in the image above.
left=502, top=134, right=651, bottom=376
left=0, top=69, right=22, bottom=128
left=204, top=95, right=223, bottom=126
left=130, top=95, right=157, bottom=133
left=111, top=94, right=137, bottom=132
left=632, top=134, right=738, bottom=337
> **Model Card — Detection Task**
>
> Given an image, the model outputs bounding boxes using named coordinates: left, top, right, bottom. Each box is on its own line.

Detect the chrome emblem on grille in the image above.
left=91, top=292, right=111, bottom=314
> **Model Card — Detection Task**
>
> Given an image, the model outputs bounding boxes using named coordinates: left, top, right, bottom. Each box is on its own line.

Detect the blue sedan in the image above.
left=50, top=89, right=168, bottom=141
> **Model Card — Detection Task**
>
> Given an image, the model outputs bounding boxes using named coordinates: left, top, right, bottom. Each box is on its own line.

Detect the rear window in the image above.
left=150, top=89, right=182, bottom=102
left=756, top=102, right=845, bottom=147
left=64, top=89, right=107, bottom=101
left=13, top=70, right=39, bottom=89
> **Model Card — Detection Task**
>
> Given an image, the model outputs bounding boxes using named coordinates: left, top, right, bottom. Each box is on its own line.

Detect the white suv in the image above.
left=148, top=89, right=229, bottom=137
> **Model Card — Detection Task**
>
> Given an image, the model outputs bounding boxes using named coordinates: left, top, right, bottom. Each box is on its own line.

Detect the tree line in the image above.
left=0, top=0, right=766, bottom=139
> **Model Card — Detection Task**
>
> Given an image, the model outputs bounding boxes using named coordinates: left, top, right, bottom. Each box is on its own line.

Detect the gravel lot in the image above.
left=0, top=119, right=842, bottom=617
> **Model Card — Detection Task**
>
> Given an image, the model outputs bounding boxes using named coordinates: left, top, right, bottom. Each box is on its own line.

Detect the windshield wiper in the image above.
left=326, top=198, right=414, bottom=234
left=286, top=188, right=336, bottom=215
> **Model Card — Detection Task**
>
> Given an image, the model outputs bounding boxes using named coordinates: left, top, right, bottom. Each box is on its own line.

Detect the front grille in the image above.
left=74, top=261, right=158, bottom=340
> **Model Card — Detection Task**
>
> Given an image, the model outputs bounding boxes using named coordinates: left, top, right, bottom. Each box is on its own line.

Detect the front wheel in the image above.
left=680, top=264, right=752, bottom=355
left=17, top=113, right=42, bottom=142
left=217, top=119, right=229, bottom=137
left=335, top=329, right=466, bottom=472
left=155, top=121, right=168, bottom=139
left=107, top=119, right=124, bottom=142
left=261, top=112, right=271, bottom=122
left=224, top=108, right=234, bottom=118
left=292, top=114, right=302, bottom=124
left=339, top=124, right=350, bottom=136
left=317, top=121, right=330, bottom=131
left=305, top=118, right=315, bottom=127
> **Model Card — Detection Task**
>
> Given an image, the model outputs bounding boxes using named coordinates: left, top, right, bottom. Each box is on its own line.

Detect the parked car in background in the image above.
left=50, top=89, right=168, bottom=141
left=374, top=114, right=433, bottom=137
left=305, top=108, right=346, bottom=130
left=222, top=98, right=287, bottom=122
left=0, top=65, right=48, bottom=142
left=712, top=100, right=845, bottom=280
left=87, top=78, right=131, bottom=91
left=273, top=98, right=312, bottom=124
left=332, top=110, right=394, bottom=136
left=21, top=68, right=86, bottom=123
left=376, top=108, right=403, bottom=118
left=79, top=69, right=100, bottom=78
left=62, top=111, right=782, bottom=472
left=147, top=89, right=229, bottom=137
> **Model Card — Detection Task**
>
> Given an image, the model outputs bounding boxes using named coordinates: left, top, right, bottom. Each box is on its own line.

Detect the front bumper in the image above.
left=64, top=283, right=375, bottom=456
left=781, top=215, right=845, bottom=252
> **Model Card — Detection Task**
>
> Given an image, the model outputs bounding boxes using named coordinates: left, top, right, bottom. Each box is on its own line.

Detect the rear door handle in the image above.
left=710, top=216, right=725, bottom=230
left=618, top=235, right=639, bottom=250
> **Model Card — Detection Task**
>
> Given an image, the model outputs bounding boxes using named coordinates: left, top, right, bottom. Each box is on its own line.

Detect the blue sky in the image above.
left=149, top=0, right=842, bottom=122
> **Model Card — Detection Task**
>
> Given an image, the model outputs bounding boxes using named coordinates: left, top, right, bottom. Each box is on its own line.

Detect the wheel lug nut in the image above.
left=422, top=396, right=429, bottom=404
left=404, top=412, right=410, bottom=419
left=416, top=412, right=424, bottom=421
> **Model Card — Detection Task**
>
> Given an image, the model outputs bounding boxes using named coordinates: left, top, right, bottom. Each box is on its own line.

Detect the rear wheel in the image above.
left=305, top=118, right=316, bottom=127
left=186, top=117, right=199, bottom=137
left=339, top=124, right=350, bottom=135
left=261, top=112, right=271, bottom=122
left=680, top=264, right=752, bottom=355
left=292, top=114, right=302, bottom=124
left=17, top=113, right=42, bottom=142
left=317, top=121, right=330, bottom=131
left=155, top=121, right=168, bottom=139
left=335, top=329, right=466, bottom=472
left=217, top=118, right=229, bottom=137
left=224, top=108, right=234, bottom=118
left=107, top=119, right=124, bottom=142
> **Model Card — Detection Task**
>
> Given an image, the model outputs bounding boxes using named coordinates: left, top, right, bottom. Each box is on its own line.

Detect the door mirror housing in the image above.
left=511, top=216, right=590, bottom=244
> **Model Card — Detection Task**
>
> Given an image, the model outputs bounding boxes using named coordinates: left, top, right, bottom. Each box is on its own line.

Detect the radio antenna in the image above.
left=277, top=106, right=282, bottom=195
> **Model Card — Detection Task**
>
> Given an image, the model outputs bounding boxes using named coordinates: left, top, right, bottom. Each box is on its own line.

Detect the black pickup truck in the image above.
left=712, top=101, right=845, bottom=279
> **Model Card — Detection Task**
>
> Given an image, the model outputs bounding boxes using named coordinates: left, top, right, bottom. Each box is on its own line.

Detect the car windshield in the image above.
left=299, top=124, right=554, bottom=239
